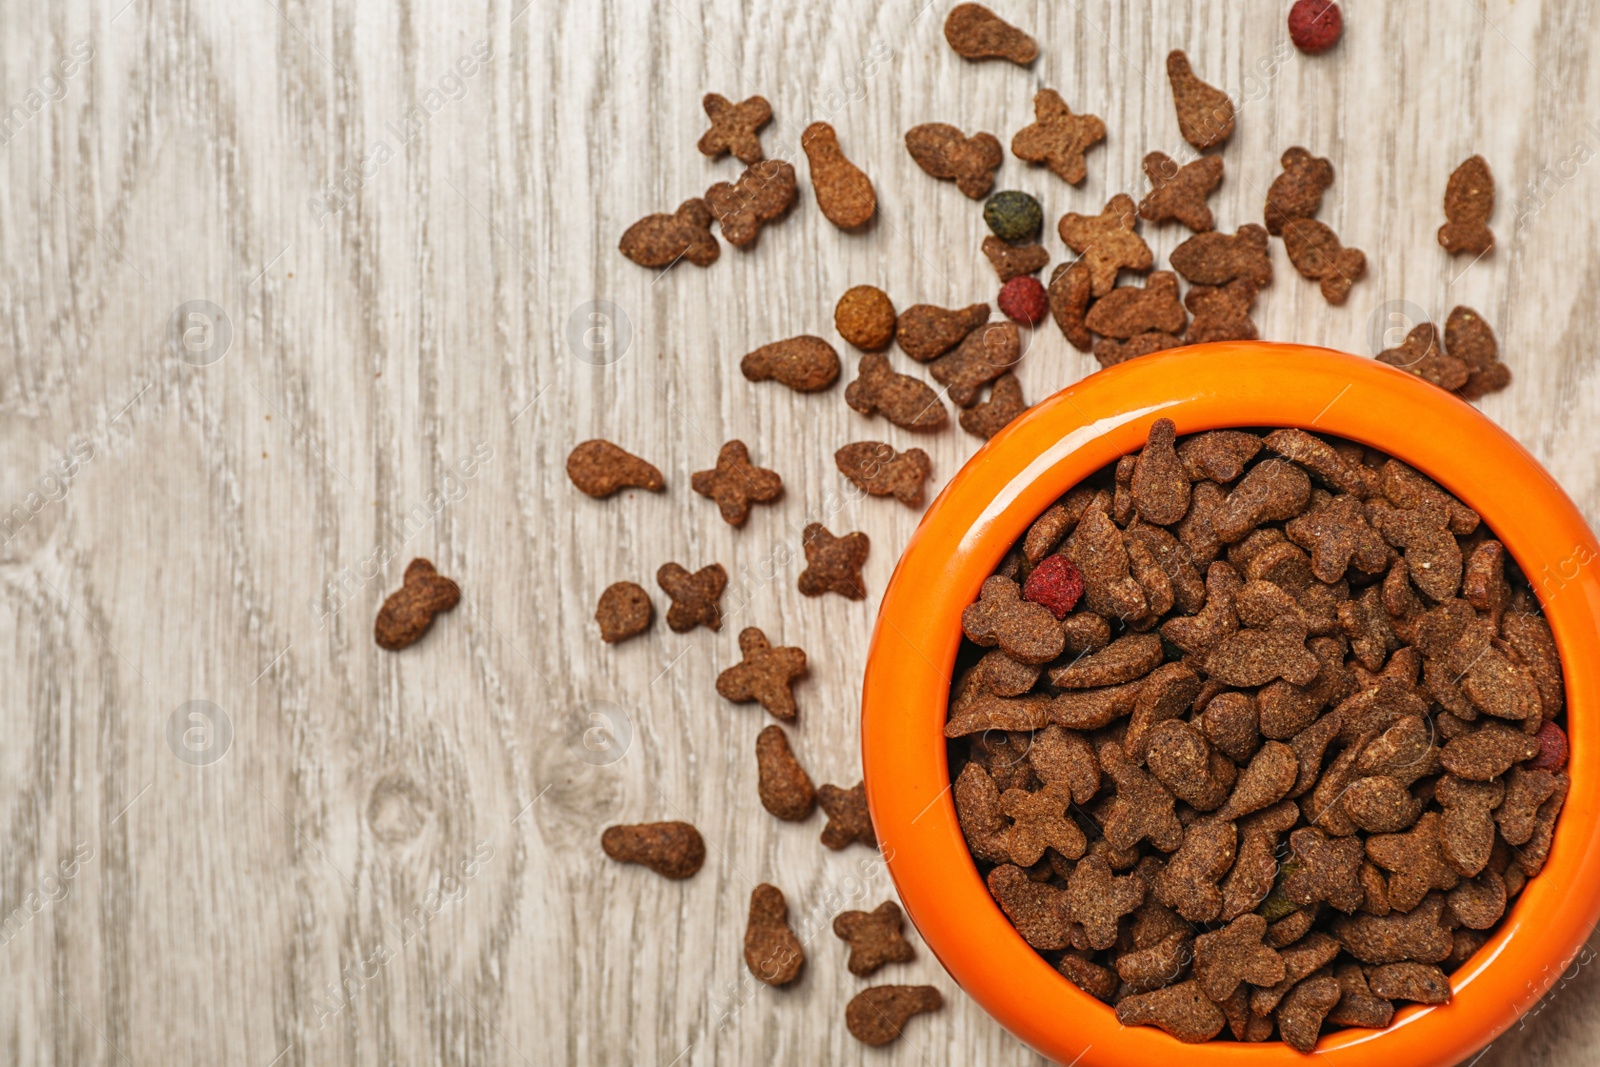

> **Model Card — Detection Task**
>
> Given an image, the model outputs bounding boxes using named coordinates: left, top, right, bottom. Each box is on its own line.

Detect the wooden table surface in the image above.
left=3, top=0, right=1599, bottom=1063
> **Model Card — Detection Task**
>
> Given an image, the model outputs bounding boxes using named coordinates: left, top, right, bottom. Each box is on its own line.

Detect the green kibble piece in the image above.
left=983, top=190, right=1043, bottom=243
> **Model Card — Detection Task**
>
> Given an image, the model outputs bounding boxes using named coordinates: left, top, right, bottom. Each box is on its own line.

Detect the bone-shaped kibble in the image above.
left=1171, top=224, right=1273, bottom=287
left=1193, top=913, right=1286, bottom=1002
left=1153, top=817, right=1237, bottom=922
left=929, top=320, right=1021, bottom=406
left=1001, top=785, right=1086, bottom=865
left=833, top=900, right=915, bottom=976
left=1067, top=853, right=1148, bottom=949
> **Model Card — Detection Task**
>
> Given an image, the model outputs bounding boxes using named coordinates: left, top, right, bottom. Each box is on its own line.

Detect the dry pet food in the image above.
left=834, top=900, right=916, bottom=975
left=1048, top=260, right=1094, bottom=351
left=802, top=121, right=876, bottom=229
left=905, top=123, right=1004, bottom=199
left=818, top=780, right=876, bottom=849
left=1094, top=332, right=1183, bottom=368
left=601, top=821, right=706, bottom=879
left=1439, top=154, right=1494, bottom=256
left=1289, top=0, right=1343, bottom=54
left=961, top=374, right=1028, bottom=439
left=741, top=335, right=841, bottom=393
left=1170, top=224, right=1273, bottom=288
left=745, top=883, right=805, bottom=985
left=1011, top=89, right=1106, bottom=185
left=698, top=93, right=772, bottom=163
left=1166, top=50, right=1234, bottom=150
left=1059, top=194, right=1153, bottom=296
left=1281, top=218, right=1366, bottom=305
left=896, top=302, right=991, bottom=362
left=755, top=724, right=816, bottom=821
left=984, top=190, right=1044, bottom=242
left=930, top=321, right=1022, bottom=405
left=846, top=353, right=948, bottom=430
left=845, top=985, right=942, bottom=1046
left=1265, top=147, right=1334, bottom=235
left=798, top=523, right=871, bottom=599
left=948, top=422, right=1568, bottom=1050
left=835, top=441, right=933, bottom=506
left=1186, top=280, right=1259, bottom=344
left=997, top=276, right=1049, bottom=327
left=656, top=562, right=728, bottom=632
left=595, top=581, right=653, bottom=643
left=1084, top=272, right=1186, bottom=339
left=705, top=159, right=797, bottom=246
left=566, top=439, right=666, bottom=497
left=717, top=626, right=808, bottom=721
left=835, top=285, right=898, bottom=350
left=1139, top=152, right=1224, bottom=232
left=983, top=236, right=1050, bottom=282
left=375, top=558, right=461, bottom=650
left=691, top=440, right=783, bottom=526
left=619, top=198, right=719, bottom=268
left=944, top=3, right=1037, bottom=64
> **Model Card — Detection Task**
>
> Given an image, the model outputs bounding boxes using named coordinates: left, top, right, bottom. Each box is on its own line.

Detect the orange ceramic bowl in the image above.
left=861, top=342, right=1600, bottom=1066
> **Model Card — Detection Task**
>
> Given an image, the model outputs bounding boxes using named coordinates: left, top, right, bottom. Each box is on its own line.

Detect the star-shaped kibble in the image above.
left=818, top=781, right=876, bottom=850
left=1365, top=811, right=1461, bottom=911
left=1066, top=854, right=1146, bottom=950
left=715, top=627, right=808, bottom=722
left=656, top=561, right=728, bottom=633
left=1137, top=151, right=1223, bottom=232
left=691, top=440, right=783, bottom=527
left=833, top=900, right=916, bottom=976
left=1057, top=194, right=1153, bottom=297
left=1000, top=786, right=1086, bottom=866
left=1282, top=826, right=1365, bottom=912
left=697, top=92, right=772, bottom=164
left=1010, top=89, right=1105, bottom=185
left=1192, top=913, right=1286, bottom=1002
left=798, top=523, right=871, bottom=600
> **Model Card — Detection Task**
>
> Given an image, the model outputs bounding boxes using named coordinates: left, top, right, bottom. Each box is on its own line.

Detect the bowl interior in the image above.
left=860, top=343, right=1600, bottom=1067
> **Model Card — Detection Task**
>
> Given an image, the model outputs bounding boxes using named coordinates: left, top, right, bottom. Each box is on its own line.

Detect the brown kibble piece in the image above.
left=601, top=821, right=706, bottom=879
left=896, top=302, right=990, bottom=362
left=595, top=581, right=653, bottom=643
left=1435, top=775, right=1504, bottom=876
left=718, top=627, right=806, bottom=721
left=619, top=198, right=719, bottom=268
left=944, top=3, right=1038, bottom=64
left=692, top=440, right=782, bottom=526
left=964, top=575, right=1067, bottom=665
left=744, top=883, right=804, bottom=985
left=982, top=235, right=1050, bottom=282
left=955, top=761, right=1011, bottom=863
left=1366, top=812, right=1461, bottom=912
left=1193, top=914, right=1286, bottom=1002
left=1446, top=305, right=1512, bottom=401
left=1276, top=972, right=1341, bottom=1053
left=818, top=781, right=876, bottom=850
left=1265, top=147, right=1334, bottom=235
left=1162, top=560, right=1242, bottom=655
left=845, top=985, right=943, bottom=1046
left=704, top=160, right=797, bottom=247
left=834, top=900, right=916, bottom=976
left=1117, top=979, right=1226, bottom=1043
left=1093, top=332, right=1184, bottom=368
left=1145, top=718, right=1228, bottom=812
left=1220, top=800, right=1298, bottom=919
left=1011, top=88, right=1106, bottom=185
left=961, top=374, right=1028, bottom=439
left=802, top=122, right=876, bottom=229
left=1516, top=771, right=1569, bottom=877
left=1379, top=460, right=1479, bottom=534
left=1178, top=431, right=1263, bottom=484
left=1097, top=741, right=1183, bottom=852
left=1287, top=494, right=1388, bottom=583
left=930, top=320, right=1021, bottom=406
left=1502, top=611, right=1564, bottom=720
left=989, top=862, right=1072, bottom=946
left=1263, top=427, right=1375, bottom=497
left=1002, top=785, right=1086, bottom=864
left=1166, top=50, right=1234, bottom=150
left=1153, top=818, right=1237, bottom=921
left=845, top=353, right=947, bottom=431
left=1214, top=458, right=1312, bottom=543
left=904, top=123, right=1004, bottom=199
left=1029, top=725, right=1101, bottom=804
left=1068, top=853, right=1148, bottom=948
left=656, top=562, right=727, bottom=632
left=1184, top=280, right=1258, bottom=344
left=1284, top=827, right=1365, bottom=912
left=1376, top=323, right=1468, bottom=392
left=1438, top=155, right=1494, bottom=256
left=1206, top=614, right=1319, bottom=688
left=1327, top=962, right=1396, bottom=1029
left=1123, top=662, right=1204, bottom=764
left=1058, top=194, right=1153, bottom=297
left=698, top=93, right=771, bottom=163
left=741, top=336, right=841, bottom=393
left=835, top=285, right=898, bottom=351
left=1342, top=776, right=1423, bottom=834
left=1047, top=260, right=1094, bottom=351
left=1496, top=765, right=1558, bottom=846
left=1440, top=720, right=1540, bottom=780
left=1252, top=933, right=1342, bottom=1015
left=1369, top=499, right=1463, bottom=601
left=1059, top=952, right=1119, bottom=1002
left=1282, top=218, right=1366, bottom=305
left=835, top=441, right=933, bottom=506
left=1368, top=962, right=1451, bottom=1004
left=1116, top=930, right=1192, bottom=992
left=1085, top=271, right=1186, bottom=340
left=1171, top=224, right=1273, bottom=288
left=1139, top=152, right=1224, bottom=231
left=755, top=725, right=815, bottom=821
left=1217, top=741, right=1299, bottom=820
left=1448, top=869, right=1508, bottom=929
left=374, top=558, right=460, bottom=650
left=1049, top=632, right=1162, bottom=688
left=798, top=523, right=870, bottom=600
left=1129, top=417, right=1191, bottom=524
left=566, top=439, right=666, bottom=498
left=1331, top=893, right=1453, bottom=965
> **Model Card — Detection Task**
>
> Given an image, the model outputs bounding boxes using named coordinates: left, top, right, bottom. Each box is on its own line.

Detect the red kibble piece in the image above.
left=1023, top=554, right=1085, bottom=619
left=1529, top=721, right=1568, bottom=772
left=998, top=275, right=1049, bottom=327
left=1288, top=0, right=1342, bottom=54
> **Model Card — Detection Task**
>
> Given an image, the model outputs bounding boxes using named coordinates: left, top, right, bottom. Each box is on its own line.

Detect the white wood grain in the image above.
left=1, top=0, right=1598, bottom=1063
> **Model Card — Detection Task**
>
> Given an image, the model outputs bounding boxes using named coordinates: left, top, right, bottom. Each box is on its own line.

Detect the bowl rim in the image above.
left=860, top=342, right=1600, bottom=1066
